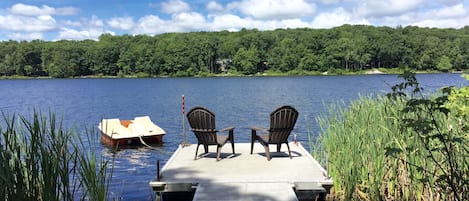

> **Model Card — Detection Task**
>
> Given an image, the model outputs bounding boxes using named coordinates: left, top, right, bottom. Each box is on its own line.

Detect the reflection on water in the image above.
left=0, top=73, right=466, bottom=200
left=101, top=145, right=174, bottom=199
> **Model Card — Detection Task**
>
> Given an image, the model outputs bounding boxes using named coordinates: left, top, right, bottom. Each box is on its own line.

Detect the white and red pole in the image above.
left=182, top=95, right=187, bottom=147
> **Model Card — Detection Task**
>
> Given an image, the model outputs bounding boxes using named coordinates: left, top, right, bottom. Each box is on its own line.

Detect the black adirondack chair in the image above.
left=187, top=106, right=235, bottom=161
left=250, top=105, right=299, bottom=161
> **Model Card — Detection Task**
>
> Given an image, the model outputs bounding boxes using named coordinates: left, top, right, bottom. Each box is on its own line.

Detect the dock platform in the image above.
left=150, top=142, right=333, bottom=201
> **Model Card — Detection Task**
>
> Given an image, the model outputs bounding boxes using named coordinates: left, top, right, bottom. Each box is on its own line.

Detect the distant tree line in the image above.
left=1, top=25, right=468, bottom=78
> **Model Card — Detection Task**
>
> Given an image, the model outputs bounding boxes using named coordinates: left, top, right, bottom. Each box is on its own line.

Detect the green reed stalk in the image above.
left=314, top=95, right=441, bottom=200
left=76, top=127, right=114, bottom=201
left=0, top=111, right=113, bottom=201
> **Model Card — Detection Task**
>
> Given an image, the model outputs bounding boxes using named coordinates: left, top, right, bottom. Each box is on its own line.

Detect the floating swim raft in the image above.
left=98, top=116, right=166, bottom=147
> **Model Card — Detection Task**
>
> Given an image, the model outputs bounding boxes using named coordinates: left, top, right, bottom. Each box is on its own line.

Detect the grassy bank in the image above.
left=0, top=111, right=112, bottom=201
left=312, top=73, right=469, bottom=200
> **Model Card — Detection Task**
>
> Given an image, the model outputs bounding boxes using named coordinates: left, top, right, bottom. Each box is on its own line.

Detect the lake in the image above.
left=0, top=73, right=466, bottom=200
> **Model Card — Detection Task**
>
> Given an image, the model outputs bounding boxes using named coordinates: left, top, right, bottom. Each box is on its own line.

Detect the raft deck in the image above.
left=150, top=142, right=333, bottom=201
left=99, top=116, right=166, bottom=147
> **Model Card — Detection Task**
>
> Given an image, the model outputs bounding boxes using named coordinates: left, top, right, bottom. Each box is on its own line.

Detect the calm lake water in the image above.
left=0, top=73, right=466, bottom=200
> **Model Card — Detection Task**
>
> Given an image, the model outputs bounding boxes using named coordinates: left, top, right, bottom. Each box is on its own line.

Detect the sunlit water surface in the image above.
left=0, top=73, right=466, bottom=200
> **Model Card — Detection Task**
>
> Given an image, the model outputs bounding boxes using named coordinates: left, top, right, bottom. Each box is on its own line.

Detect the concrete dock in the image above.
left=150, top=142, right=333, bottom=201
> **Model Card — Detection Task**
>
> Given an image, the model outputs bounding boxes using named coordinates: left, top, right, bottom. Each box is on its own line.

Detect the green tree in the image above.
left=437, top=55, right=452, bottom=72
left=1, top=25, right=469, bottom=77
left=298, top=52, right=322, bottom=71
left=233, top=46, right=259, bottom=74
left=0, top=54, right=16, bottom=76
left=87, top=35, right=121, bottom=76
left=268, top=38, right=303, bottom=72
left=8, top=41, right=43, bottom=76
left=42, top=41, right=87, bottom=78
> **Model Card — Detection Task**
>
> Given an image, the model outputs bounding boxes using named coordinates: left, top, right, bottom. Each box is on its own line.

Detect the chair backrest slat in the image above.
left=269, top=105, right=298, bottom=143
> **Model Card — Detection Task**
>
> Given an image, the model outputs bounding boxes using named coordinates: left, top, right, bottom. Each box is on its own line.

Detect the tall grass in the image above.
left=0, top=111, right=112, bottom=201
left=312, top=95, right=446, bottom=200
left=313, top=88, right=469, bottom=200
left=313, top=96, right=402, bottom=200
left=76, top=127, right=115, bottom=201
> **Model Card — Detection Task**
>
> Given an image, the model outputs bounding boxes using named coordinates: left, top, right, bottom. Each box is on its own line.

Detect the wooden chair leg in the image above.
left=250, top=141, right=254, bottom=154
left=216, top=146, right=221, bottom=161
left=231, top=141, right=235, bottom=155
left=203, top=145, right=209, bottom=153
left=264, top=145, right=271, bottom=161
left=250, top=130, right=256, bottom=154
left=277, top=144, right=282, bottom=152
left=286, top=143, right=292, bottom=159
left=195, top=144, right=200, bottom=160
left=230, top=130, right=235, bottom=154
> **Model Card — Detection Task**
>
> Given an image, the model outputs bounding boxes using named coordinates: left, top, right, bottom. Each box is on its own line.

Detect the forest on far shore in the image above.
left=1, top=24, right=469, bottom=78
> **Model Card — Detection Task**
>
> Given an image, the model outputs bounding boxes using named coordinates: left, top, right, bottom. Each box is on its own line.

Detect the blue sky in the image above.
left=0, top=0, right=468, bottom=41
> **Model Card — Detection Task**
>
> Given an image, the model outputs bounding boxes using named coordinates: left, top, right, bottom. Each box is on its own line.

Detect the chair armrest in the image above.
left=220, top=127, right=234, bottom=143
left=251, top=127, right=268, bottom=142
left=219, top=127, right=235, bottom=132
left=252, top=127, right=268, bottom=133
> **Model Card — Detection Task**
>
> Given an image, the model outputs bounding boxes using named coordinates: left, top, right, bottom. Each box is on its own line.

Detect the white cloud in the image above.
left=433, top=3, right=467, bottom=18
left=172, top=12, right=206, bottom=29
left=379, top=13, right=416, bottom=27
left=210, top=14, right=251, bottom=31
left=381, top=3, right=469, bottom=28
left=10, top=4, right=53, bottom=16
left=1, top=0, right=468, bottom=41
left=63, top=20, right=82, bottom=27
left=377, top=3, right=469, bottom=28
left=0, top=14, right=56, bottom=32
left=57, top=28, right=93, bottom=40
left=438, top=0, right=462, bottom=6
left=208, top=14, right=312, bottom=32
left=54, top=15, right=113, bottom=40
left=134, top=12, right=312, bottom=35
left=318, top=0, right=345, bottom=4
left=108, top=17, right=136, bottom=30
left=209, top=14, right=277, bottom=31
left=161, top=0, right=190, bottom=14
left=410, top=15, right=469, bottom=28
left=133, top=12, right=208, bottom=35
left=8, top=32, right=44, bottom=41
left=9, top=3, right=78, bottom=16
left=229, top=0, right=316, bottom=20
left=87, top=15, right=105, bottom=27
left=56, top=27, right=114, bottom=41
left=356, top=0, right=424, bottom=17
left=277, top=19, right=311, bottom=28
left=134, top=15, right=167, bottom=35
left=312, top=7, right=369, bottom=28
left=206, top=1, right=224, bottom=12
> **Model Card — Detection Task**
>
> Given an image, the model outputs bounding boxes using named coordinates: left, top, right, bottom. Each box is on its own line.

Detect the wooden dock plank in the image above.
left=150, top=142, right=332, bottom=200
left=193, top=182, right=298, bottom=201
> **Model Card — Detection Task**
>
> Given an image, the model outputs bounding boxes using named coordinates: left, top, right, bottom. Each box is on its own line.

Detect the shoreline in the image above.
left=0, top=69, right=464, bottom=80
